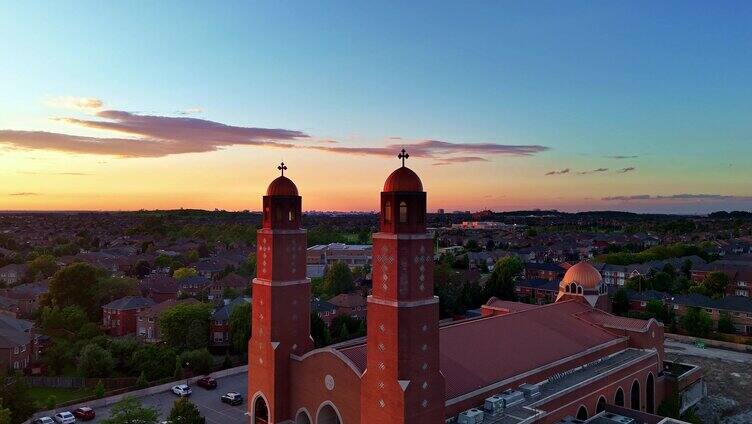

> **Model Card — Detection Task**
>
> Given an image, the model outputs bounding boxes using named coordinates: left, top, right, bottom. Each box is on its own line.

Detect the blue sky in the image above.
left=1, top=1, right=751, bottom=213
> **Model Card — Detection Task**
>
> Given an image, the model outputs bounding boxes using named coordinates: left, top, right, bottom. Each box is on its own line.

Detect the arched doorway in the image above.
left=615, top=387, right=625, bottom=407
left=576, top=405, right=588, bottom=420
left=646, top=373, right=655, bottom=413
left=597, top=396, right=607, bottom=413
left=316, top=403, right=341, bottom=424
left=295, top=410, right=311, bottom=424
left=630, top=380, right=641, bottom=410
left=253, top=395, right=269, bottom=424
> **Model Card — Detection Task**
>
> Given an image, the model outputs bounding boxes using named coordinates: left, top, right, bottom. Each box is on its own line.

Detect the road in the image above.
left=665, top=339, right=752, bottom=364
left=83, top=373, right=249, bottom=424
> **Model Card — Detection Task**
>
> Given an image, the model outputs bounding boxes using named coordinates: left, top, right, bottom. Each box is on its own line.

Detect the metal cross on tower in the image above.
left=398, top=149, right=409, bottom=167
left=278, top=162, right=287, bottom=176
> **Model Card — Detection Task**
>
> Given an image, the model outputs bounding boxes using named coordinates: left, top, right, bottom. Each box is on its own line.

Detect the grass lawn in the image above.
left=28, top=387, right=96, bottom=409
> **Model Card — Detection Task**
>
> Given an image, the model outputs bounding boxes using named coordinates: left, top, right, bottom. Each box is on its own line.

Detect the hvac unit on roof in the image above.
left=483, top=395, right=504, bottom=415
left=519, top=383, right=541, bottom=398
left=599, top=413, right=636, bottom=424
left=457, top=408, right=484, bottom=424
left=499, top=390, right=525, bottom=408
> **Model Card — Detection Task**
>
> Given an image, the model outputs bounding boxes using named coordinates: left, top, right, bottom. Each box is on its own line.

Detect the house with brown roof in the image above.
left=102, top=296, right=154, bottom=336
left=328, top=292, right=367, bottom=321
left=0, top=314, right=35, bottom=371
left=209, top=272, right=247, bottom=300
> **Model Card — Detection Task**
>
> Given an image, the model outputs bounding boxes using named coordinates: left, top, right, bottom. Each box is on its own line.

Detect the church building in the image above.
left=248, top=155, right=704, bottom=424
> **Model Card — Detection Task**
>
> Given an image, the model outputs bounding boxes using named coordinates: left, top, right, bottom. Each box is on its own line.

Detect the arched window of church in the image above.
left=384, top=201, right=392, bottom=223
left=565, top=284, right=570, bottom=293
left=289, top=210, right=294, bottom=221
left=399, top=201, right=408, bottom=223
left=264, top=207, right=270, bottom=221
left=577, top=285, right=583, bottom=294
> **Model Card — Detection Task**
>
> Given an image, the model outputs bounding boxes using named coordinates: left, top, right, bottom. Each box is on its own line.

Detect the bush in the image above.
left=79, top=344, right=115, bottom=378
left=95, top=380, right=105, bottom=398
left=180, top=349, right=214, bottom=375
left=137, top=371, right=149, bottom=389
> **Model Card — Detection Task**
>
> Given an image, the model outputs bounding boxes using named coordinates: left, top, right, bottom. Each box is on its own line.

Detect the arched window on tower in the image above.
left=384, top=201, right=392, bottom=223
left=565, top=284, right=571, bottom=293
left=288, top=210, right=294, bottom=222
left=577, top=285, right=583, bottom=294
left=264, top=207, right=270, bottom=221
left=399, top=201, right=408, bottom=223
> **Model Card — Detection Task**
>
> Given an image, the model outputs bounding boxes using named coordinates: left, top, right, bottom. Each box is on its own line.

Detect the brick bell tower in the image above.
left=361, top=150, right=445, bottom=423
left=248, top=163, right=313, bottom=424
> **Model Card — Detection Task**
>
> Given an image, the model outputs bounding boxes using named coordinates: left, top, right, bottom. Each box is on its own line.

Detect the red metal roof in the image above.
left=575, top=309, right=652, bottom=332
left=383, top=166, right=423, bottom=192
left=266, top=176, right=299, bottom=196
left=337, top=300, right=623, bottom=400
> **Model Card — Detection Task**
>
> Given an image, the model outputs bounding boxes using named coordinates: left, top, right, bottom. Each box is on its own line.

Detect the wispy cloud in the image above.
left=577, top=168, right=609, bottom=175
left=602, top=193, right=752, bottom=201
left=8, top=192, right=39, bottom=196
left=44, top=96, right=103, bottom=110
left=0, top=101, right=549, bottom=163
left=617, top=167, right=636, bottom=173
left=607, top=155, right=638, bottom=159
left=545, top=168, right=570, bottom=176
left=18, top=171, right=91, bottom=176
left=176, top=108, right=203, bottom=115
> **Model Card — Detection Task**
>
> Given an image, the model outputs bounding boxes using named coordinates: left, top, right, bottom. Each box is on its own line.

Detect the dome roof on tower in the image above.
left=266, top=176, right=299, bottom=196
left=383, top=167, right=423, bottom=192
left=560, top=261, right=603, bottom=290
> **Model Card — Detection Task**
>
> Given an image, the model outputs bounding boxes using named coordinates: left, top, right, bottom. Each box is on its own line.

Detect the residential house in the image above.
left=306, top=243, right=372, bottom=269
left=137, top=298, right=199, bottom=343
left=1, top=281, right=48, bottom=318
left=140, top=273, right=179, bottom=303
left=177, top=275, right=212, bottom=298
left=514, top=279, right=559, bottom=305
left=311, top=298, right=337, bottom=327
left=328, top=293, right=367, bottom=321
left=669, top=293, right=752, bottom=335
left=211, top=297, right=250, bottom=346
left=0, top=263, right=27, bottom=285
left=102, top=296, right=155, bottom=336
left=524, top=262, right=565, bottom=281
left=0, top=314, right=35, bottom=371
left=209, top=272, right=247, bottom=300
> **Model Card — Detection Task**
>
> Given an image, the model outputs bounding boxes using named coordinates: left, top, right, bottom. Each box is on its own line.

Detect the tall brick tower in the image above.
left=361, top=150, right=445, bottom=423
left=248, top=163, right=313, bottom=424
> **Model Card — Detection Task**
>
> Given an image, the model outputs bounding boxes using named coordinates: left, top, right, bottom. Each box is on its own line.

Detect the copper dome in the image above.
left=266, top=176, right=299, bottom=196
left=383, top=167, right=423, bottom=192
left=560, top=261, right=602, bottom=290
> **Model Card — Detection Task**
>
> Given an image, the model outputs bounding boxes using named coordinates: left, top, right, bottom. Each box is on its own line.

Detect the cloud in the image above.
left=1, top=102, right=550, bottom=163
left=44, top=96, right=103, bottom=110
left=617, top=167, right=636, bottom=173
left=545, top=168, right=570, bottom=176
left=577, top=168, right=609, bottom=175
left=176, top=108, right=203, bottom=115
left=18, top=171, right=91, bottom=176
left=607, top=155, right=638, bottom=159
left=8, top=192, right=39, bottom=196
left=432, top=156, right=489, bottom=166
left=602, top=193, right=752, bottom=202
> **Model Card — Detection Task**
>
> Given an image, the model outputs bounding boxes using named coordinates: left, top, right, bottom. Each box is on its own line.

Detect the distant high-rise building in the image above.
left=437, top=208, right=444, bottom=214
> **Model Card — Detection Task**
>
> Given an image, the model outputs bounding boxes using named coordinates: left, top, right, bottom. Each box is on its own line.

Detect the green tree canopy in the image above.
left=173, top=267, right=198, bottom=281
left=26, top=254, right=58, bottom=281
left=717, top=312, right=736, bottom=334
left=168, top=398, right=205, bottom=424
left=95, top=276, right=140, bottom=312
left=689, top=271, right=730, bottom=299
left=159, top=303, right=213, bottom=350
left=310, top=313, right=331, bottom=348
left=228, top=302, right=251, bottom=353
left=0, top=375, right=36, bottom=424
left=102, top=397, right=159, bottom=424
left=180, top=349, right=214, bottom=375
left=612, top=288, right=629, bottom=316
left=47, top=262, right=104, bottom=318
left=681, top=307, right=713, bottom=338
left=323, top=262, right=354, bottom=296
left=483, top=256, right=523, bottom=301
left=79, top=343, right=115, bottom=377
left=131, top=345, right=177, bottom=381
left=38, top=305, right=87, bottom=333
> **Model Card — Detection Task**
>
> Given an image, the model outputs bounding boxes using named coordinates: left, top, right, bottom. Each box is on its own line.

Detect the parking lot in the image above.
left=60, top=372, right=249, bottom=424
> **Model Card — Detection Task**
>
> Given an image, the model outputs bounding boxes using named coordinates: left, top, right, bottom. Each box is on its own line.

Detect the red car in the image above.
left=196, top=376, right=217, bottom=390
left=73, top=407, right=95, bottom=421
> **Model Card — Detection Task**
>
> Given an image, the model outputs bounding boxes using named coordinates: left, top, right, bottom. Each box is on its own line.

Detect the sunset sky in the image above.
left=1, top=1, right=751, bottom=214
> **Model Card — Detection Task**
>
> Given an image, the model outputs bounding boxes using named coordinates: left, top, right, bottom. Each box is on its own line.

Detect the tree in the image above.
left=43, top=339, right=75, bottom=375
left=173, top=267, right=198, bottom=281
left=483, top=256, right=523, bottom=301
left=323, top=262, right=354, bottom=296
left=184, top=250, right=200, bottom=264
left=612, top=288, right=629, bottom=316
left=690, top=271, right=729, bottom=299
left=102, top=397, right=158, bottom=424
left=717, top=312, right=736, bottom=334
left=47, top=263, right=103, bottom=318
left=222, top=287, right=241, bottom=300
left=0, top=404, right=10, bottom=424
left=38, top=305, right=87, bottom=332
left=310, top=313, right=331, bottom=348
left=168, top=398, right=205, bottom=424
left=137, top=371, right=149, bottom=388
left=159, top=303, right=213, bottom=350
left=79, top=343, right=115, bottom=377
left=132, top=260, right=152, bottom=279
left=132, top=346, right=176, bottom=381
left=464, top=239, right=480, bottom=252
left=109, top=336, right=140, bottom=371
left=0, top=376, right=36, bottom=424
left=26, top=254, right=58, bottom=281
left=180, top=349, right=214, bottom=375
left=681, top=307, right=713, bottom=338
left=228, top=302, right=251, bottom=353
left=95, top=276, right=140, bottom=314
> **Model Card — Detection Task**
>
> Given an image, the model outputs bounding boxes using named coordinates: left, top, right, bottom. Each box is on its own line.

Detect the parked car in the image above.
left=34, top=417, right=55, bottom=424
left=53, top=412, right=76, bottom=424
left=171, top=384, right=192, bottom=397
left=220, top=392, right=243, bottom=406
left=72, top=407, right=95, bottom=421
left=196, top=376, right=217, bottom=389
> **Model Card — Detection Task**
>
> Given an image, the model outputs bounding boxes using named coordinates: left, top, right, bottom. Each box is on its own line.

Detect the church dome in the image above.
left=266, top=176, right=299, bottom=196
left=560, top=261, right=603, bottom=291
left=383, top=167, right=423, bottom=192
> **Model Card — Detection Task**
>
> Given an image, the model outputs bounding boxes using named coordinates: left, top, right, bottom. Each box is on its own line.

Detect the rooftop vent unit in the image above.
left=483, top=395, right=504, bottom=415
left=500, top=390, right=524, bottom=408
left=598, top=413, right=636, bottom=424
left=519, top=383, right=541, bottom=398
left=457, top=408, right=484, bottom=424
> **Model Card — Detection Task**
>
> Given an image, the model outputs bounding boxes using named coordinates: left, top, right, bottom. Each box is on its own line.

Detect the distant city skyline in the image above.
left=1, top=2, right=751, bottom=214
